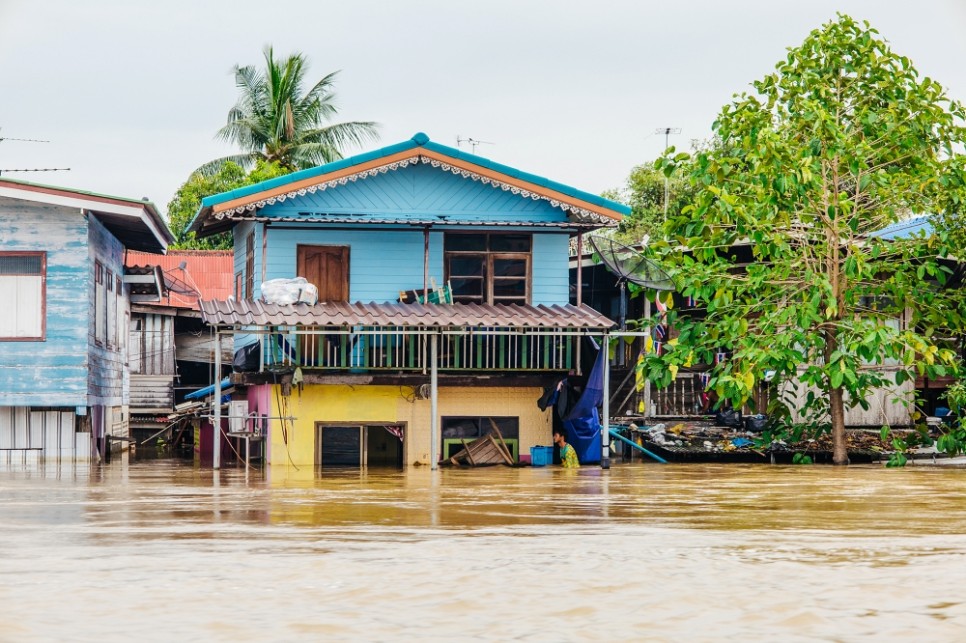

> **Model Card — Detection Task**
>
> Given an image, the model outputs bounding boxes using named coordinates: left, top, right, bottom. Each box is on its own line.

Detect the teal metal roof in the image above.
left=868, top=215, right=934, bottom=240
left=190, top=133, right=629, bottom=235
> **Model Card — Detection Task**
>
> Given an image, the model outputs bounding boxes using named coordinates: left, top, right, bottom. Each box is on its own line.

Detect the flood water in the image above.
left=1, top=457, right=965, bottom=642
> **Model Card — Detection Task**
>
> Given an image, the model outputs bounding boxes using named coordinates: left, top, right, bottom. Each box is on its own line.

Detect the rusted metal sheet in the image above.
left=126, top=250, right=234, bottom=309
left=198, top=299, right=615, bottom=330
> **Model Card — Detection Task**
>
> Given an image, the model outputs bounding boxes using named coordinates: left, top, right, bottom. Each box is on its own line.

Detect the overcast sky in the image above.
left=2, top=0, right=965, bottom=220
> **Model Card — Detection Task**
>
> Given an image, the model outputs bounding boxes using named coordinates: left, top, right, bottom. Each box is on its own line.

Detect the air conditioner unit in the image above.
left=229, top=400, right=250, bottom=433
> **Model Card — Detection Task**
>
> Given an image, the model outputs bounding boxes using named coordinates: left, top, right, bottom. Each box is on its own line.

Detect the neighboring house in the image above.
left=869, top=214, right=965, bottom=417
left=571, top=230, right=927, bottom=427
left=124, top=250, right=234, bottom=443
left=0, top=178, right=173, bottom=462
left=187, top=132, right=625, bottom=469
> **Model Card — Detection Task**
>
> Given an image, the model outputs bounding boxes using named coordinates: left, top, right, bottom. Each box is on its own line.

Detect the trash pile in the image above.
left=618, top=418, right=898, bottom=463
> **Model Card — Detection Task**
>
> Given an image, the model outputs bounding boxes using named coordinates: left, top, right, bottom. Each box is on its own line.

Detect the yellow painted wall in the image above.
left=267, top=384, right=551, bottom=467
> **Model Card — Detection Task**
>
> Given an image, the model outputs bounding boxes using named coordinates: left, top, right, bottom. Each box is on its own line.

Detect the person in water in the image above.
left=553, top=429, right=580, bottom=468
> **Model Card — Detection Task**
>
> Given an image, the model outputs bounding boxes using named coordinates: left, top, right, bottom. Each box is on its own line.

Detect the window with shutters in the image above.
left=0, top=252, right=45, bottom=341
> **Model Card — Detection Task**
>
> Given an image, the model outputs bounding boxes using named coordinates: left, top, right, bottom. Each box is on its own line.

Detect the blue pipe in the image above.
left=608, top=429, right=668, bottom=464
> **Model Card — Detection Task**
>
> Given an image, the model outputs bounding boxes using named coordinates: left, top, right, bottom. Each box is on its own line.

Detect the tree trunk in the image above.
left=829, top=385, right=849, bottom=465
left=824, top=326, right=850, bottom=466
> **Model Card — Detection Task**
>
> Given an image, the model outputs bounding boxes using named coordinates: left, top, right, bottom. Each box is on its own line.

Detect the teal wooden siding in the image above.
left=263, top=227, right=443, bottom=302
left=232, top=163, right=577, bottom=307
left=531, top=234, right=570, bottom=305
left=258, top=163, right=571, bottom=224
left=87, top=215, right=128, bottom=408
left=252, top=225, right=571, bottom=305
left=233, top=220, right=256, bottom=297
left=0, top=198, right=90, bottom=406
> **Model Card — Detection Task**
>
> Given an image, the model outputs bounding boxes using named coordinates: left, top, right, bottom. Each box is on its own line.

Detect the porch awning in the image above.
left=199, top=299, right=615, bottom=330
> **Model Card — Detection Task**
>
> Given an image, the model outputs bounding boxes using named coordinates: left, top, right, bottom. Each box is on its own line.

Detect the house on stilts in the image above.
left=186, top=132, right=626, bottom=469
left=0, top=178, right=173, bottom=463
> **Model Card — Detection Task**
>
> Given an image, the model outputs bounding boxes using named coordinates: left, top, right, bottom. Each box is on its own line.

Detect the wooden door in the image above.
left=297, top=245, right=349, bottom=302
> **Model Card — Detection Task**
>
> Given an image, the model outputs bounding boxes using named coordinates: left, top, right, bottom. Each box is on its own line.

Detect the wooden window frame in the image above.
left=0, top=251, right=47, bottom=342
left=444, top=233, right=532, bottom=305
left=245, top=231, right=255, bottom=300
left=94, top=260, right=105, bottom=347
left=106, top=268, right=114, bottom=349
left=440, top=416, right=520, bottom=461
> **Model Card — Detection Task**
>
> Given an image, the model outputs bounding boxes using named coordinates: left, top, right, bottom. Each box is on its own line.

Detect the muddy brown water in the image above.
left=1, top=457, right=965, bottom=641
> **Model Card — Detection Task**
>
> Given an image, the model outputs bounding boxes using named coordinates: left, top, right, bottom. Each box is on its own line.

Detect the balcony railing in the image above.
left=260, top=328, right=577, bottom=373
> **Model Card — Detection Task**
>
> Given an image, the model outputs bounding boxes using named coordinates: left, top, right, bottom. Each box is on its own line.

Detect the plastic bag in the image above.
left=743, top=414, right=768, bottom=433
left=261, top=277, right=319, bottom=305
left=715, top=408, right=743, bottom=428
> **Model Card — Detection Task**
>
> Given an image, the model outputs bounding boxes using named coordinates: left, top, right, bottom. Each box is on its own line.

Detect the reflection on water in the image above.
left=1, top=456, right=965, bottom=640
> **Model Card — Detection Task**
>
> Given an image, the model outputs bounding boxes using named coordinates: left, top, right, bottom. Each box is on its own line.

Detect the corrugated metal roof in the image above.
left=227, top=215, right=614, bottom=230
left=126, top=250, right=234, bottom=309
left=0, top=177, right=173, bottom=251
left=199, top=299, right=615, bottom=330
left=867, top=215, right=934, bottom=240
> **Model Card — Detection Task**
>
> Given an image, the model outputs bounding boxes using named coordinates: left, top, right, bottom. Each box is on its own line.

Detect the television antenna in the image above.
left=588, top=234, right=673, bottom=330
left=0, top=129, right=70, bottom=175
left=654, top=127, right=681, bottom=226
left=456, top=135, right=493, bottom=154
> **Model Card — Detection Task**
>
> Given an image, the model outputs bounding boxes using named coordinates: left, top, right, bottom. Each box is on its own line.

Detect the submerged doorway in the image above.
left=316, top=424, right=404, bottom=468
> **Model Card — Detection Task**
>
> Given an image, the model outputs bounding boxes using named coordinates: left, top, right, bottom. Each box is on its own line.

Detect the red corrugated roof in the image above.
left=126, top=250, right=234, bottom=309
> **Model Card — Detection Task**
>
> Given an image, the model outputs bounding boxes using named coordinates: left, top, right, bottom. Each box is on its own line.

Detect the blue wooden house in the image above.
left=0, top=178, right=174, bottom=463
left=188, top=133, right=626, bottom=469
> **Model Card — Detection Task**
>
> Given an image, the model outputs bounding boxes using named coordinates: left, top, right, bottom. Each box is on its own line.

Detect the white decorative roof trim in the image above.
left=212, top=156, right=616, bottom=225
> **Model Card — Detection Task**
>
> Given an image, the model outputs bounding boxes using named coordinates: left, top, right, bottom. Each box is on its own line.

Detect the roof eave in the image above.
left=188, top=133, right=628, bottom=236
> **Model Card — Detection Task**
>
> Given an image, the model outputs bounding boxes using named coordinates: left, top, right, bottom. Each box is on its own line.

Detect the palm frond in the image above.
left=190, top=153, right=263, bottom=178
left=203, top=45, right=380, bottom=171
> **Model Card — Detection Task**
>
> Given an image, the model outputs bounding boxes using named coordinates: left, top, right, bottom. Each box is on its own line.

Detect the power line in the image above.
left=0, top=167, right=71, bottom=175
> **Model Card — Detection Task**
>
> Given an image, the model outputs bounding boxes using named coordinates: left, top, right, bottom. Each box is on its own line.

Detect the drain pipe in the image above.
left=430, top=332, right=439, bottom=470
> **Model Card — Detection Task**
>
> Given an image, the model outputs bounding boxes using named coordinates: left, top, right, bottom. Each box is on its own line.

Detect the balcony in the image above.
left=261, top=327, right=577, bottom=372
left=200, top=298, right=615, bottom=376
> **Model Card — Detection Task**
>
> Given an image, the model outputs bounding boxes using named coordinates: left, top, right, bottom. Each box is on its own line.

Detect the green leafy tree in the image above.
left=605, top=161, right=695, bottom=244
left=200, top=46, right=379, bottom=174
left=167, top=160, right=290, bottom=249
left=651, top=15, right=966, bottom=465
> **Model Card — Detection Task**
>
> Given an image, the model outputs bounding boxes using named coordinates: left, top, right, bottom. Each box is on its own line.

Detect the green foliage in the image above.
left=606, top=160, right=697, bottom=244
left=791, top=453, right=813, bottom=465
left=166, top=160, right=290, bottom=249
left=199, top=46, right=379, bottom=174
left=931, top=379, right=966, bottom=458
left=646, top=14, right=966, bottom=465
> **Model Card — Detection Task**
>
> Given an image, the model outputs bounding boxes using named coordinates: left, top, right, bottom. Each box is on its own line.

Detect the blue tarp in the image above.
left=185, top=378, right=232, bottom=400
left=563, top=345, right=605, bottom=464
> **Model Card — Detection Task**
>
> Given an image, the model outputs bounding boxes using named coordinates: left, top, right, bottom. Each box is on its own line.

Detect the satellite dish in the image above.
left=587, top=235, right=674, bottom=329
left=163, top=269, right=200, bottom=296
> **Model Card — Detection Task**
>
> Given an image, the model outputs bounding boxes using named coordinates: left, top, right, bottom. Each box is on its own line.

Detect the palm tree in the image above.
left=201, top=47, right=378, bottom=173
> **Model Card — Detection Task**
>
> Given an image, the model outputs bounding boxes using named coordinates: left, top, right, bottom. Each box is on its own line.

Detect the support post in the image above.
left=644, top=297, right=652, bottom=419
left=423, top=227, right=430, bottom=303
left=575, top=233, right=583, bottom=376
left=430, top=333, right=439, bottom=470
left=213, top=330, right=222, bottom=470
left=601, top=333, right=610, bottom=469
left=575, top=232, right=583, bottom=307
